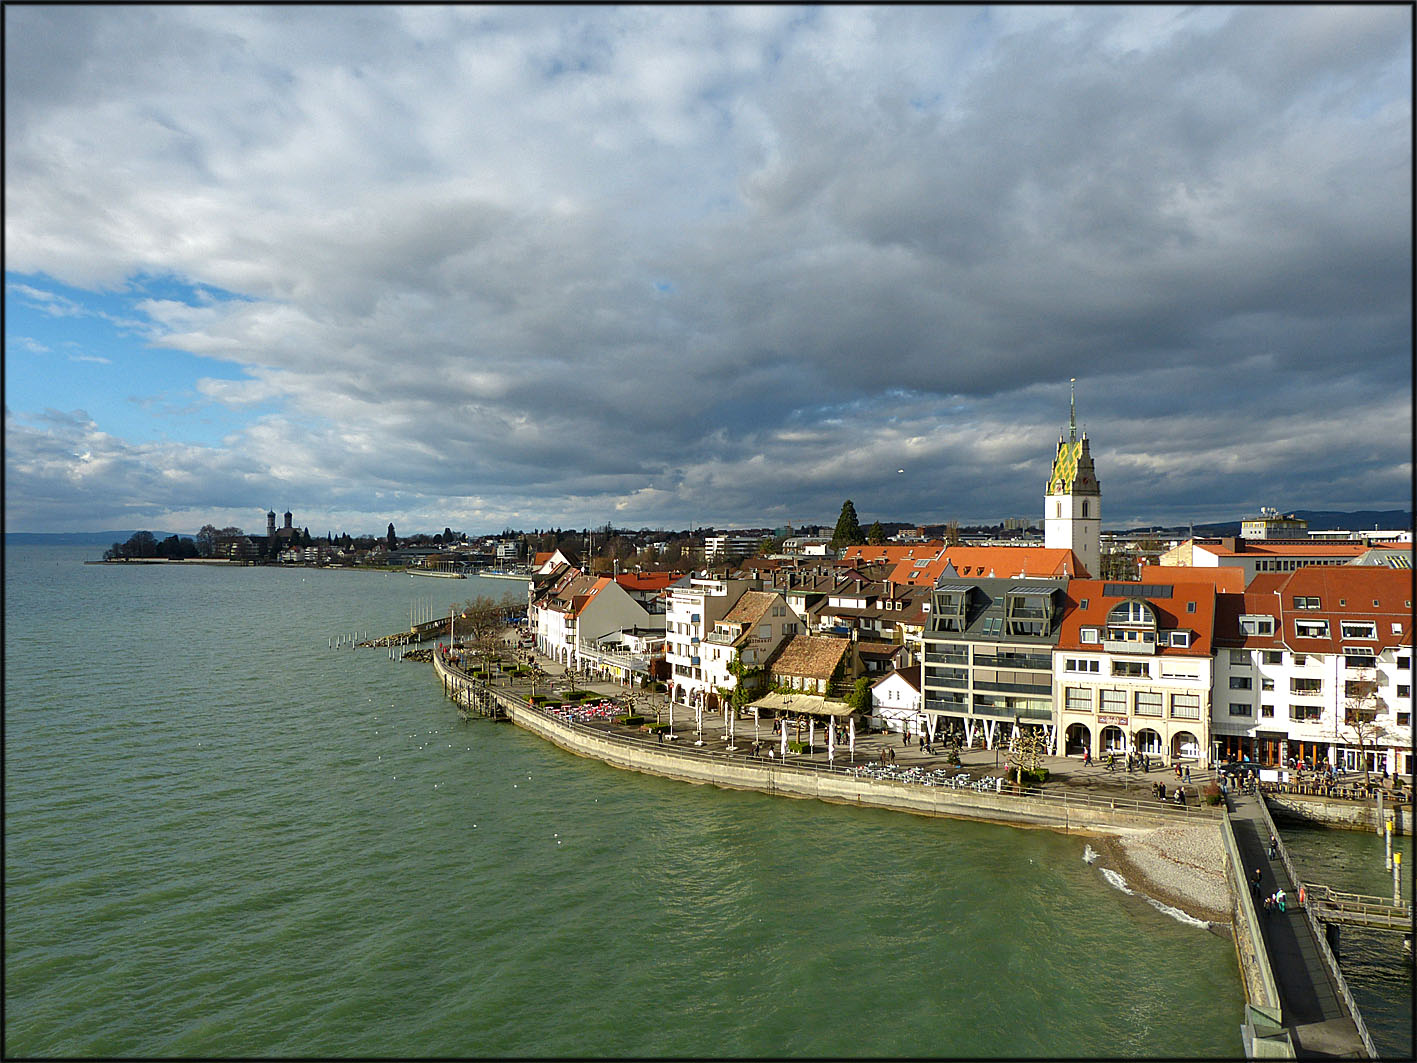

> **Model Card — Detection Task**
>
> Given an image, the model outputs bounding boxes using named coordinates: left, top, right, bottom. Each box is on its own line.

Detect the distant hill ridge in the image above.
left=7, top=509, right=1410, bottom=547
left=1119, top=510, right=1412, bottom=538
left=6, top=531, right=188, bottom=546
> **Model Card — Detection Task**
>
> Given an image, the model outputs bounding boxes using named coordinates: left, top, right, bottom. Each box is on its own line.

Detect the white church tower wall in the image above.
left=1044, top=379, right=1101, bottom=577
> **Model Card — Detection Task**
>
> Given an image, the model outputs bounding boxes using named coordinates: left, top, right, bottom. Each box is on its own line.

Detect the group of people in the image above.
left=1151, top=780, right=1187, bottom=804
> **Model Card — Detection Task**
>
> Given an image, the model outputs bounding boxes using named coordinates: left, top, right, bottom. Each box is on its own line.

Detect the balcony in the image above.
left=1102, top=634, right=1156, bottom=655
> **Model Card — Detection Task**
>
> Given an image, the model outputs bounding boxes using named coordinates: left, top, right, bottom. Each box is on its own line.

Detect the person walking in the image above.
left=1184, top=765, right=1192, bottom=783
left=1267, top=834, right=1278, bottom=859
left=1251, top=868, right=1263, bottom=899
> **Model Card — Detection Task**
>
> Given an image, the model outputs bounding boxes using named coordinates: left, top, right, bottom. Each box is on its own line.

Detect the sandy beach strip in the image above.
left=1087, top=820, right=1232, bottom=926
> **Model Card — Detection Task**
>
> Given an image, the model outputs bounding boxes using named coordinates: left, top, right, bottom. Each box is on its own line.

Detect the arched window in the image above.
left=1082, top=501, right=1089, bottom=517
left=1056, top=502, right=1062, bottom=518
left=1107, top=600, right=1155, bottom=626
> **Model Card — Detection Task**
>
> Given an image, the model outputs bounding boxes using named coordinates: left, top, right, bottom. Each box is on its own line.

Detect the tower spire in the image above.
left=1069, top=378, right=1077, bottom=443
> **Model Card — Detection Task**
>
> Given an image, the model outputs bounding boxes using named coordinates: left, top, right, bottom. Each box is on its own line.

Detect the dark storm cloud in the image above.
left=4, top=5, right=1410, bottom=534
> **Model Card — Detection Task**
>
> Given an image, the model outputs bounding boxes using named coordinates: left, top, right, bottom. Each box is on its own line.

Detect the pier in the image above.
left=1228, top=786, right=1385, bottom=1059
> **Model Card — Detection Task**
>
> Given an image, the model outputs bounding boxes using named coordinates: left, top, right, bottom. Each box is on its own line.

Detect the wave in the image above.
left=1082, top=843, right=1098, bottom=864
left=1097, top=865, right=1211, bottom=929
left=1100, top=867, right=1133, bottom=894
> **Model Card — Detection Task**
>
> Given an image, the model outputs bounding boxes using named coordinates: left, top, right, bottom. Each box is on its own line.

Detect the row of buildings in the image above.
left=522, top=395, right=1411, bottom=777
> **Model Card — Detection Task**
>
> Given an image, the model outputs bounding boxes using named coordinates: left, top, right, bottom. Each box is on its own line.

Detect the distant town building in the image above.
left=1240, top=508, right=1308, bottom=540
left=704, top=534, right=761, bottom=565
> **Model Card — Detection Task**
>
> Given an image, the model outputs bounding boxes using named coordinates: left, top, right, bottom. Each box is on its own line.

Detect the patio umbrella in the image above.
left=808, top=717, right=815, bottom=754
left=780, top=721, right=788, bottom=758
left=827, top=719, right=835, bottom=764
left=849, top=716, right=855, bottom=763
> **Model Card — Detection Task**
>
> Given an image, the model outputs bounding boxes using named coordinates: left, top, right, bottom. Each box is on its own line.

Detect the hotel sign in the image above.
left=1098, top=714, right=1128, bottom=725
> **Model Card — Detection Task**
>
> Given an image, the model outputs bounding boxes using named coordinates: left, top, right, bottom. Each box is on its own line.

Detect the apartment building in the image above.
left=530, top=569, right=655, bottom=668
left=920, top=568, right=1070, bottom=751
left=1211, top=566, right=1413, bottom=776
left=664, top=576, right=755, bottom=706
left=698, top=589, right=799, bottom=708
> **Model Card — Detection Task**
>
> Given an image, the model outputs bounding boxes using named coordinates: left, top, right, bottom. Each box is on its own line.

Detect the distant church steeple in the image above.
left=1044, top=379, right=1100, bottom=578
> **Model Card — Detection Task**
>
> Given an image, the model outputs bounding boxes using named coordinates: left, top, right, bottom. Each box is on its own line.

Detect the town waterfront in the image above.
left=2, top=545, right=1401, bottom=1057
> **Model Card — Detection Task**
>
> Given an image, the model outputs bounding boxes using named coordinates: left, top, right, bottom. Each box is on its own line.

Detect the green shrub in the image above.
left=1202, top=782, right=1223, bottom=806
left=788, top=740, right=806, bottom=754
left=616, top=715, right=645, bottom=727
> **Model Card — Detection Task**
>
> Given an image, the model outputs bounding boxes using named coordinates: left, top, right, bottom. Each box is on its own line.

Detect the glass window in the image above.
left=1135, top=691, right=1163, bottom=717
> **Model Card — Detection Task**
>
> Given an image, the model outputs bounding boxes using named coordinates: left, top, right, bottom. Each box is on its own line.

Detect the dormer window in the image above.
left=1108, top=600, right=1155, bottom=626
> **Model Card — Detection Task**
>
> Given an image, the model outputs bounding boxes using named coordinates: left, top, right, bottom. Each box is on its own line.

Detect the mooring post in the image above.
left=1394, top=850, right=1402, bottom=906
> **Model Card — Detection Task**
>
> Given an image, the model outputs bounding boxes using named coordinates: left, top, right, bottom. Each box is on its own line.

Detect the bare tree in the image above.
left=1342, top=667, right=1391, bottom=785
left=1007, top=723, right=1048, bottom=785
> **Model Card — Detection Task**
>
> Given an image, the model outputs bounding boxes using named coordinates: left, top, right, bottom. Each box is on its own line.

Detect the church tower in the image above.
left=1044, top=379, right=1100, bottom=577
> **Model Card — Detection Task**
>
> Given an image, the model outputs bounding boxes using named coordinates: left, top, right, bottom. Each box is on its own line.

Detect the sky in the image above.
left=5, top=5, right=1412, bottom=538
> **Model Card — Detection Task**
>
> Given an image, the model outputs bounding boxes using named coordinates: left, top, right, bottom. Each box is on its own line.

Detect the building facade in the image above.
left=1211, top=566, right=1413, bottom=776
left=920, top=568, right=1069, bottom=751
left=1053, top=579, right=1218, bottom=765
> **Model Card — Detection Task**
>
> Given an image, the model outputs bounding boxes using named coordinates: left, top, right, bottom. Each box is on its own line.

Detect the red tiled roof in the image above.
left=1138, top=565, right=1246, bottom=593
left=1057, top=579, right=1217, bottom=655
left=890, top=546, right=1083, bottom=586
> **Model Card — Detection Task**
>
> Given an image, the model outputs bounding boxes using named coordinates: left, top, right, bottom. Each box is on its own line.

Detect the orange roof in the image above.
left=1057, top=579, right=1217, bottom=655
left=1138, top=565, right=1246, bottom=593
left=614, top=572, right=680, bottom=592
left=1216, top=566, right=1413, bottom=650
left=841, top=542, right=945, bottom=565
left=890, top=546, right=1083, bottom=586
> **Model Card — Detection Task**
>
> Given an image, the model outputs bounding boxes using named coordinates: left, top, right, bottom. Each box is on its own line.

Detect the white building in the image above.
left=698, top=589, right=799, bottom=708
left=1211, top=566, right=1413, bottom=777
left=664, top=577, right=755, bottom=707
left=530, top=570, right=655, bottom=670
left=1053, top=578, right=1218, bottom=765
left=871, top=665, right=923, bottom=735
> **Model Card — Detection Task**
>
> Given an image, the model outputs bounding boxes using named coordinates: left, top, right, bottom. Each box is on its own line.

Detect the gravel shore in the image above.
left=1089, top=821, right=1232, bottom=925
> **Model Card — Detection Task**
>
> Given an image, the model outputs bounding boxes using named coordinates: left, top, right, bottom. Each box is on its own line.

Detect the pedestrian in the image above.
left=1267, top=835, right=1278, bottom=859
left=1083, top=749, right=1091, bottom=767
left=1251, top=868, right=1263, bottom=898
left=1184, top=766, right=1192, bottom=783
left=1174, top=763, right=1182, bottom=780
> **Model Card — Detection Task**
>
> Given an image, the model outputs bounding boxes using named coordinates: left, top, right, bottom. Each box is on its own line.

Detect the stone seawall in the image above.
left=1265, top=792, right=1409, bottom=835
left=500, top=696, right=1174, bottom=834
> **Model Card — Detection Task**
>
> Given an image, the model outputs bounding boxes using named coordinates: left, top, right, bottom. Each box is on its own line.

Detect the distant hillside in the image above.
left=6, top=531, right=187, bottom=546
left=1117, top=509, right=1412, bottom=538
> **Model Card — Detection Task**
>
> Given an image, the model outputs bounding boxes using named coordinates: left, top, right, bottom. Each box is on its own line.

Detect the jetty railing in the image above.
left=1255, top=793, right=1379, bottom=1060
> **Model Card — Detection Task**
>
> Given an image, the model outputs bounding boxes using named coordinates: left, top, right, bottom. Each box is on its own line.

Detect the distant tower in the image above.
left=267, top=510, right=277, bottom=540
left=284, top=510, right=293, bottom=531
left=1044, top=379, right=1101, bottom=577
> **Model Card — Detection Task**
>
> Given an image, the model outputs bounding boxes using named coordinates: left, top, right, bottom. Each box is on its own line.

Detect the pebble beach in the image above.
left=1092, top=821, right=1232, bottom=925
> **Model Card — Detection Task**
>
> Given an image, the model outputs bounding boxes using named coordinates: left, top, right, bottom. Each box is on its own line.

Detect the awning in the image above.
left=746, top=692, right=857, bottom=718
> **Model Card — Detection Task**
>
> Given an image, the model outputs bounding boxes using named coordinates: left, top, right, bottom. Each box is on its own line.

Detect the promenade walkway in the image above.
left=498, top=648, right=1219, bottom=812
left=1227, top=786, right=1372, bottom=1059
